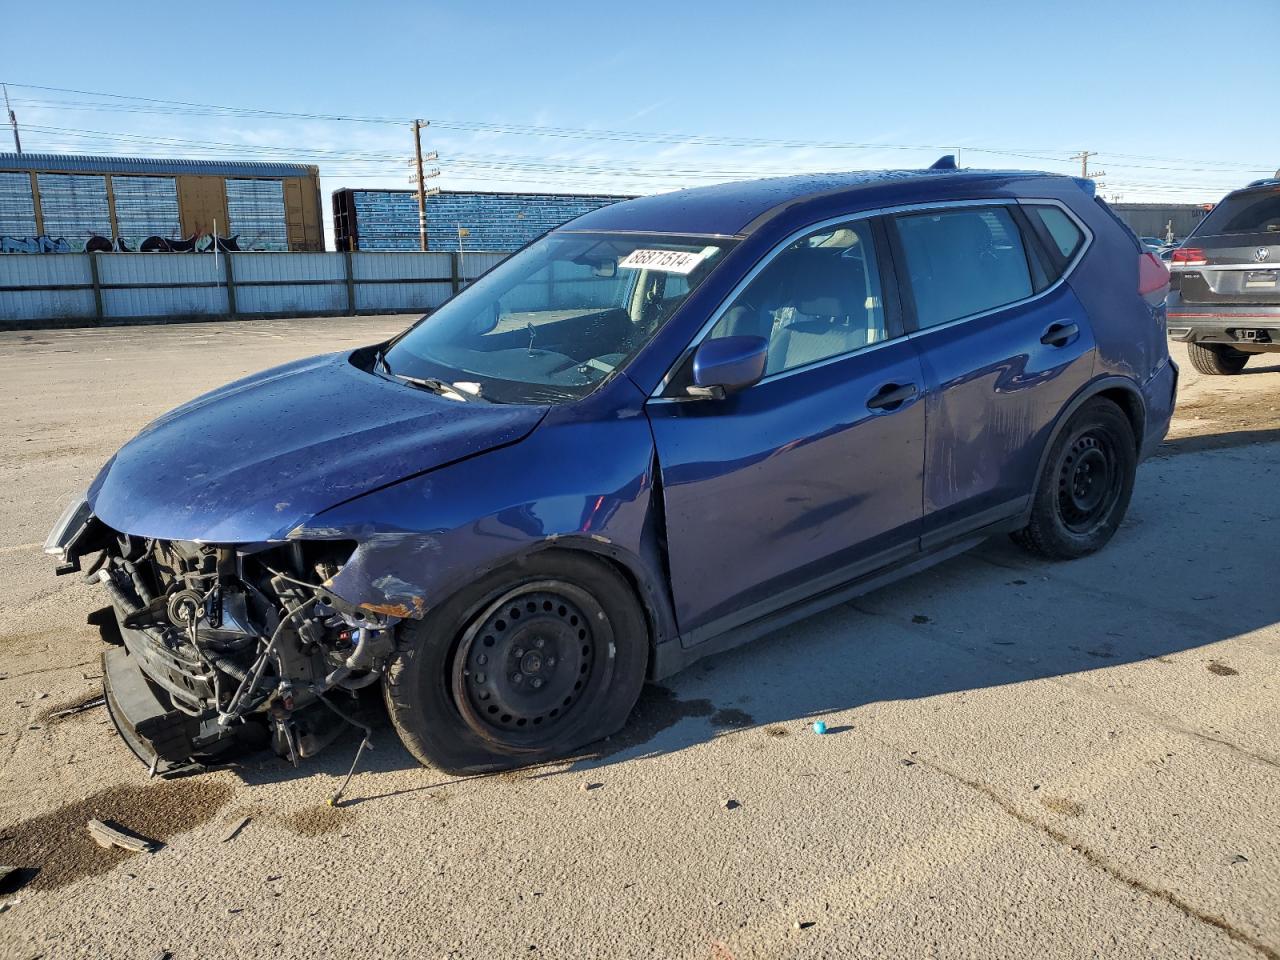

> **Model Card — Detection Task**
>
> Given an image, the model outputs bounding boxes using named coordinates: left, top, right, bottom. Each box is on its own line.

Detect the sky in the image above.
left=3, top=0, right=1277, bottom=248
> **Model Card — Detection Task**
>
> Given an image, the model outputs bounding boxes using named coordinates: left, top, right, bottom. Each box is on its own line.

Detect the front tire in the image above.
left=1187, top=342, right=1249, bottom=375
left=384, top=552, right=648, bottom=773
left=1011, top=398, right=1136, bottom=560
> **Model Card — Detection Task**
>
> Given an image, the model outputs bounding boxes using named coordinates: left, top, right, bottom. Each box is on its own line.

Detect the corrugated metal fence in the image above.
left=0, top=250, right=508, bottom=328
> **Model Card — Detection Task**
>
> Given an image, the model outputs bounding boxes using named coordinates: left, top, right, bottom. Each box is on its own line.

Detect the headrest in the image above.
left=784, top=251, right=863, bottom=317
left=795, top=296, right=844, bottom=316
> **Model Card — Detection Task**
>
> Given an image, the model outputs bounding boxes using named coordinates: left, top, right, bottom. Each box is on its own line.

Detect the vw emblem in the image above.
left=1256, top=247, right=1272, bottom=262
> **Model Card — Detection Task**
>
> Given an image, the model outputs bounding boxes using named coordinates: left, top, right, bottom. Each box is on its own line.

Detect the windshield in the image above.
left=382, top=231, right=735, bottom=403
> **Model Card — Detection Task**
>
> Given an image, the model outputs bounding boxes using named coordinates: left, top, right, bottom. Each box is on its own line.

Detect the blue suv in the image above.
left=46, top=164, right=1177, bottom=774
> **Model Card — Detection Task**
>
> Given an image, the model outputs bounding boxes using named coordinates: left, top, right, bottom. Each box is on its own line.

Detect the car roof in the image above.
left=562, top=168, right=1079, bottom=238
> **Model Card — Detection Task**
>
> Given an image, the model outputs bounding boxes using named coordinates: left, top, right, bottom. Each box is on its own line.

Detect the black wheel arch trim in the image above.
left=1020, top=375, right=1145, bottom=527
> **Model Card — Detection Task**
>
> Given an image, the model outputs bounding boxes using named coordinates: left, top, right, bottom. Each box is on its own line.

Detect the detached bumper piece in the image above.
left=102, top=646, right=206, bottom=777
left=99, top=602, right=259, bottom=776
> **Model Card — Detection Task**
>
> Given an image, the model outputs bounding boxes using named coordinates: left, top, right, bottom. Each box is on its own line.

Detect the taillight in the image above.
left=1170, top=247, right=1207, bottom=265
left=1138, top=252, right=1170, bottom=297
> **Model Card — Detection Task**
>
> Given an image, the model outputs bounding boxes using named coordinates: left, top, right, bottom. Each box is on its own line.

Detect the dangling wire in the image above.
left=329, top=734, right=372, bottom=807
left=314, top=691, right=374, bottom=807
left=219, top=595, right=318, bottom=725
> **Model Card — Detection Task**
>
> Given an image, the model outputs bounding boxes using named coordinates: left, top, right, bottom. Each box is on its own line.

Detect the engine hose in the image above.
left=336, top=670, right=382, bottom=691
left=322, top=627, right=384, bottom=689
left=211, top=656, right=252, bottom=683
left=97, top=568, right=140, bottom=616
left=81, top=550, right=108, bottom=581
left=322, top=664, right=352, bottom=688
left=121, top=559, right=154, bottom=604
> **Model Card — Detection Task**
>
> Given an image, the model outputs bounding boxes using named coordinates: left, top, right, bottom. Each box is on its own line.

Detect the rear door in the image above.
left=646, top=216, right=926, bottom=643
left=1173, top=185, right=1280, bottom=307
left=887, top=201, right=1096, bottom=544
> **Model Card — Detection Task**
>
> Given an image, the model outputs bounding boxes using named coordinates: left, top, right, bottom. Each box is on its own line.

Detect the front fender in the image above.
left=294, top=397, right=678, bottom=655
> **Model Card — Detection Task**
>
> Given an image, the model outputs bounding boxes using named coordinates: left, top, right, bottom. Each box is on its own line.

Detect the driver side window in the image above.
left=707, top=219, right=887, bottom=376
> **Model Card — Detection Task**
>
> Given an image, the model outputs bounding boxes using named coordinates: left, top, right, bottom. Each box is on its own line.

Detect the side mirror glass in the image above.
left=689, top=335, right=768, bottom=398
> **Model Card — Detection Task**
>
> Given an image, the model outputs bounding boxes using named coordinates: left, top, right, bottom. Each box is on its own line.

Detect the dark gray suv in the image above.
left=1167, top=177, right=1280, bottom=374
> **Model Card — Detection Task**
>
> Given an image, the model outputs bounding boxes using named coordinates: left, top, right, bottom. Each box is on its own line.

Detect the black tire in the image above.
left=1011, top=398, right=1137, bottom=560
left=384, top=552, right=648, bottom=773
left=1186, top=342, right=1249, bottom=375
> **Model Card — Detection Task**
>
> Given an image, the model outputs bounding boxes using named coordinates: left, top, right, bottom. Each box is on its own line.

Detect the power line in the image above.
left=8, top=80, right=1274, bottom=176
left=0, top=82, right=410, bottom=125
left=14, top=123, right=1009, bottom=180
left=0, top=80, right=1079, bottom=160
left=0, top=80, right=1255, bottom=201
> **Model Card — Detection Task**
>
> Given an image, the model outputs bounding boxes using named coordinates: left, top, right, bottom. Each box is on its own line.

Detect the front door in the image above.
left=646, top=217, right=926, bottom=643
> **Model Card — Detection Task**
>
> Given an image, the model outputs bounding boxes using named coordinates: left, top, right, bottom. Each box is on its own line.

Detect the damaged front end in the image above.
left=47, top=498, right=397, bottom=775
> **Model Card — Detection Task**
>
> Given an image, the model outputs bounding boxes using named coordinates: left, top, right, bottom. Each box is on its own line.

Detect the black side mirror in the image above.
left=688, top=336, right=768, bottom=399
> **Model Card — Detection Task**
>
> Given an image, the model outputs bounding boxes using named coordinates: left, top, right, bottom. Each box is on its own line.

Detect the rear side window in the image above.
left=1194, top=189, right=1280, bottom=237
left=894, top=206, right=1033, bottom=329
left=1028, top=205, right=1085, bottom=260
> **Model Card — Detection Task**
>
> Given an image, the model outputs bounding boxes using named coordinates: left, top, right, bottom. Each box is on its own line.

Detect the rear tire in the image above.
left=384, top=552, right=648, bottom=773
left=1011, top=398, right=1136, bottom=560
left=1187, top=342, right=1249, bottom=375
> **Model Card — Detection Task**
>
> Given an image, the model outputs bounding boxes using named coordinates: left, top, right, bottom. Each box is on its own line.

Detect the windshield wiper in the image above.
left=393, top=373, right=480, bottom=402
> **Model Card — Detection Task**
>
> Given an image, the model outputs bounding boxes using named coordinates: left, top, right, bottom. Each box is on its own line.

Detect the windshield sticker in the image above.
left=618, top=247, right=716, bottom=274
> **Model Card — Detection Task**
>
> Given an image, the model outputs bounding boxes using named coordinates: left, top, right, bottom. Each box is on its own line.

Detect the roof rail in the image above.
left=929, top=154, right=957, bottom=170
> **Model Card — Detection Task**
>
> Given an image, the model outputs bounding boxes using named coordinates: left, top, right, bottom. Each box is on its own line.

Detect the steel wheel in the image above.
left=1056, top=430, right=1121, bottom=534
left=1011, top=397, right=1137, bottom=561
left=386, top=552, right=649, bottom=773
left=450, top=580, right=613, bottom=748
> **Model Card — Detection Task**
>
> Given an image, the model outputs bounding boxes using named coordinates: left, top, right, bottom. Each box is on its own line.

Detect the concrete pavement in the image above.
left=0, top=319, right=1276, bottom=959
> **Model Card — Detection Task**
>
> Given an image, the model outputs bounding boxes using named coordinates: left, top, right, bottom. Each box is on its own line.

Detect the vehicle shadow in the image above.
left=234, top=444, right=1280, bottom=797
left=1158, top=426, right=1280, bottom=455
left=1238, top=360, right=1280, bottom=375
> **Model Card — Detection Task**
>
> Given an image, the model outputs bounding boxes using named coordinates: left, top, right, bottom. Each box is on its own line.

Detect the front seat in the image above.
left=767, top=252, right=867, bottom=373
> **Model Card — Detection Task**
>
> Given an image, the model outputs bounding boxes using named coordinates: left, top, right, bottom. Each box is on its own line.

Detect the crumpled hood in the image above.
left=89, top=351, right=548, bottom=542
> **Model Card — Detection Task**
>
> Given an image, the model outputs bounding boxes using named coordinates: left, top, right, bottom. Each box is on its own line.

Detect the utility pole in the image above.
left=413, top=120, right=428, bottom=251
left=1072, top=150, right=1099, bottom=178
left=3, top=85, right=21, bottom=154
left=1070, top=150, right=1105, bottom=190
left=410, top=121, right=441, bottom=252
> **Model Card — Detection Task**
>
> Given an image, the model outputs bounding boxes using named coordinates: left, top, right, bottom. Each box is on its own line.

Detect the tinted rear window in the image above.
left=894, top=206, right=1033, bottom=328
left=1195, top=188, right=1280, bottom=237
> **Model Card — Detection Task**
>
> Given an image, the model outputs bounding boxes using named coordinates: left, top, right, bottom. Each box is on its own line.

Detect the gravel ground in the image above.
left=0, top=319, right=1277, bottom=960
